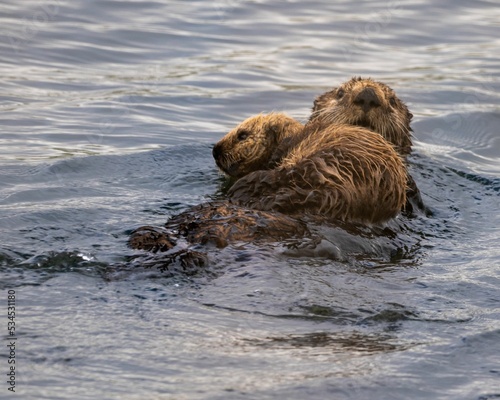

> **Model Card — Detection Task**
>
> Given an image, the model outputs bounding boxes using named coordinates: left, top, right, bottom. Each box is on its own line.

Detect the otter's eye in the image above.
left=237, top=131, right=249, bottom=141
left=389, top=97, right=397, bottom=107
left=337, top=88, right=345, bottom=99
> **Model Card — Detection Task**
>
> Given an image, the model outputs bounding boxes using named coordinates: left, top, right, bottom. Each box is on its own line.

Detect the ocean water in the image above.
left=1, top=1, right=499, bottom=399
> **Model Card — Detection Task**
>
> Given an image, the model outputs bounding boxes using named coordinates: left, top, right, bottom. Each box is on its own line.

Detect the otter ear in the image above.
left=408, top=111, right=413, bottom=121
left=311, top=95, right=323, bottom=113
left=311, top=88, right=336, bottom=115
left=264, top=121, right=282, bottom=139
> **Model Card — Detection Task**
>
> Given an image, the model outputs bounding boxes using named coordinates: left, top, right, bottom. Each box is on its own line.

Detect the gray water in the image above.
left=1, top=1, right=500, bottom=399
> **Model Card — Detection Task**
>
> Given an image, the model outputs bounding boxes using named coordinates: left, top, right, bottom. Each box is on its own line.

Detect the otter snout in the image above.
left=212, top=143, right=223, bottom=160
left=354, top=87, right=381, bottom=113
left=212, top=142, right=238, bottom=176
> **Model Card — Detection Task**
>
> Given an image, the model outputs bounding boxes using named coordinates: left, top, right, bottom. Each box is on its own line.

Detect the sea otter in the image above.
left=129, top=115, right=308, bottom=261
left=227, top=121, right=408, bottom=224
left=308, top=76, right=413, bottom=156
left=129, top=119, right=408, bottom=266
left=307, top=77, right=425, bottom=214
left=213, top=78, right=425, bottom=215
left=129, top=78, right=419, bottom=267
left=212, top=113, right=304, bottom=178
left=214, top=78, right=413, bottom=176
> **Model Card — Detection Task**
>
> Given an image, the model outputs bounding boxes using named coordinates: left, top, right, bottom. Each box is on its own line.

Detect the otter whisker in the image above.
left=310, top=107, right=331, bottom=123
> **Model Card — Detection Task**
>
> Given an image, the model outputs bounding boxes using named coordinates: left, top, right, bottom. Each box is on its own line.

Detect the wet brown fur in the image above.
left=128, top=201, right=309, bottom=256
left=228, top=122, right=408, bottom=224
left=309, top=77, right=413, bottom=156
left=164, top=201, right=309, bottom=247
left=212, top=113, right=304, bottom=178
left=304, top=77, right=424, bottom=215
left=128, top=79, right=418, bottom=263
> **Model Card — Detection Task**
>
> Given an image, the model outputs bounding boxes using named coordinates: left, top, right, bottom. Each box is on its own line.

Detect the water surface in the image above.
left=1, top=1, right=499, bottom=399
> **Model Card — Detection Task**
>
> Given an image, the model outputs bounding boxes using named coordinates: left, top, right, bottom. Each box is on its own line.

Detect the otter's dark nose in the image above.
left=354, top=87, right=381, bottom=113
left=212, top=143, right=222, bottom=160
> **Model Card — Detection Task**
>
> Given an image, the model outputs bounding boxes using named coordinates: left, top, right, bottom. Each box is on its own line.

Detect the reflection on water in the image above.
left=415, top=111, right=500, bottom=177
left=1, top=0, right=499, bottom=399
left=245, top=331, right=408, bottom=354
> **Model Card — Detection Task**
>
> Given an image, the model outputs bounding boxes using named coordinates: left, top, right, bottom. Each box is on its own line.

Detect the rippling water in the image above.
left=1, top=1, right=499, bottom=399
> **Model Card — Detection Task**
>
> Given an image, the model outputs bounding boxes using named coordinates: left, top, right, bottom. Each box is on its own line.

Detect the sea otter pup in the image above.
left=228, top=121, right=408, bottom=224
left=129, top=116, right=308, bottom=260
left=308, top=76, right=413, bottom=156
left=212, top=113, right=304, bottom=178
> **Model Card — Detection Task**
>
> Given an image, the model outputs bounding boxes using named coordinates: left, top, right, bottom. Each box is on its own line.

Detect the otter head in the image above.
left=212, top=113, right=304, bottom=178
left=309, top=77, right=414, bottom=155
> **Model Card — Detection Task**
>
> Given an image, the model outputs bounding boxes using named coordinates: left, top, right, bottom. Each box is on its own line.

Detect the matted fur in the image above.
left=309, top=77, right=413, bottom=156
left=213, top=113, right=304, bottom=178
left=129, top=201, right=309, bottom=251
left=228, top=123, right=408, bottom=224
left=165, top=201, right=309, bottom=248
left=128, top=80, right=416, bottom=259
